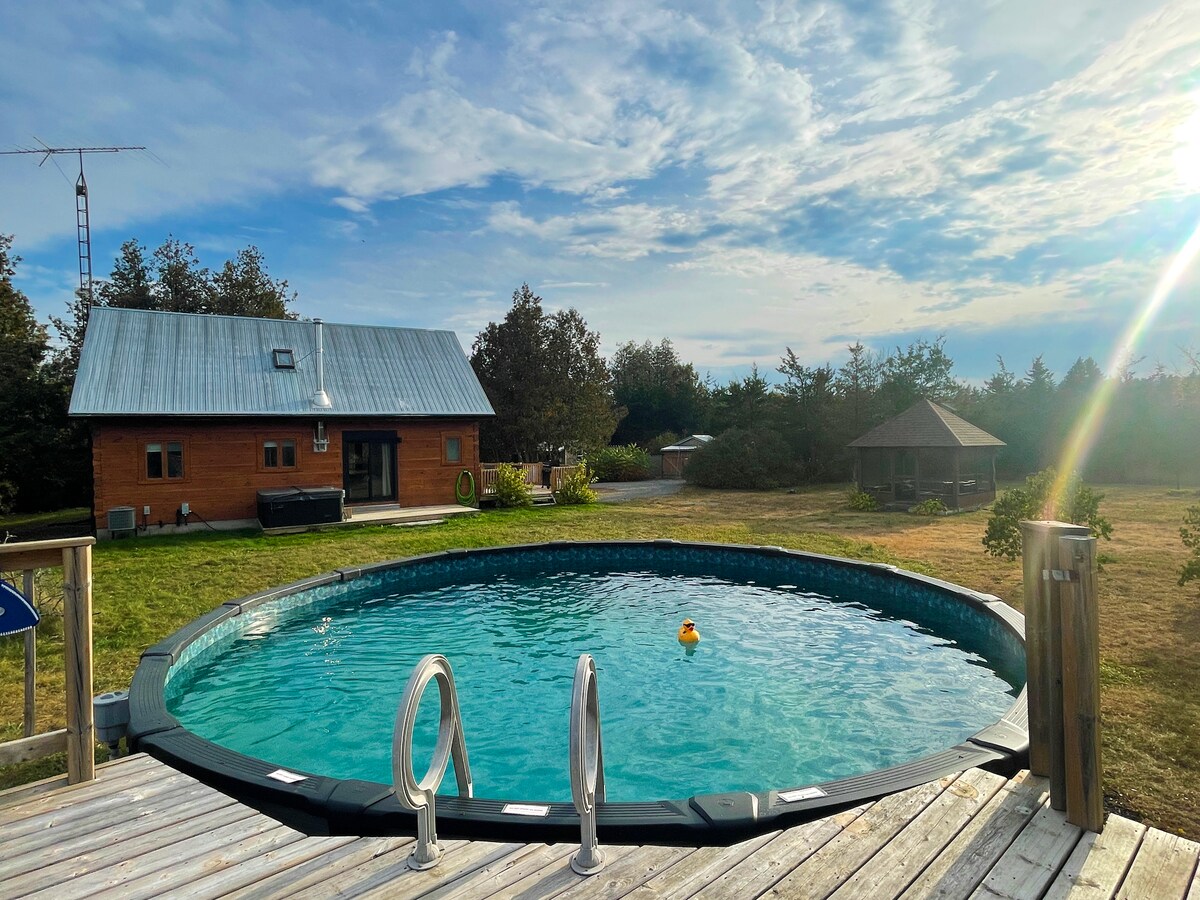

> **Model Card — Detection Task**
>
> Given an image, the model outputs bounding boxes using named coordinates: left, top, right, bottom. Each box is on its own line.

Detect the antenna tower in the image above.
left=1, top=143, right=145, bottom=306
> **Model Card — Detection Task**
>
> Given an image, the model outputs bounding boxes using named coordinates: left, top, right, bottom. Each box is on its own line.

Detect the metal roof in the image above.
left=661, top=435, right=714, bottom=452
left=69, top=307, right=495, bottom=418
left=847, top=399, right=1005, bottom=448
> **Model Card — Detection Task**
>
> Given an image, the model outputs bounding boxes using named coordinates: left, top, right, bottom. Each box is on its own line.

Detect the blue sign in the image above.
left=0, top=580, right=39, bottom=637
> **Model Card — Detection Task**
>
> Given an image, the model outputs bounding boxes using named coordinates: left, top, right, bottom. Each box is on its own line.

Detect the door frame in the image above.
left=341, top=430, right=400, bottom=504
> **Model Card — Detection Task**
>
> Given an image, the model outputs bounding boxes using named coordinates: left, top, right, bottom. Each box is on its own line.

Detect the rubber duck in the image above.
left=677, top=618, right=700, bottom=644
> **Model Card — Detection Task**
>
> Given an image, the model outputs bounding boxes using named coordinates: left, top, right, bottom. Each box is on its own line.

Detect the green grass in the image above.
left=0, top=508, right=90, bottom=531
left=2, top=484, right=1198, bottom=840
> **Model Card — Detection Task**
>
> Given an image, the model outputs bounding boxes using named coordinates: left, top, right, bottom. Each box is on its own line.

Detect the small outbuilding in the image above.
left=848, top=399, right=1004, bottom=510
left=660, top=434, right=713, bottom=478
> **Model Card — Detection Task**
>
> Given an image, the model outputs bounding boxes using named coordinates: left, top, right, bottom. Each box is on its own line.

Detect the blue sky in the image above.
left=2, top=0, right=1198, bottom=384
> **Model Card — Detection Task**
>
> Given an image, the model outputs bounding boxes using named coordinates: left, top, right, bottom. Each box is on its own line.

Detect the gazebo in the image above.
left=848, top=399, right=1005, bottom=510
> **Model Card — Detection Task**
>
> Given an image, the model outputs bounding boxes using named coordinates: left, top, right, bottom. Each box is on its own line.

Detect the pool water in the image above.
left=166, top=567, right=1022, bottom=803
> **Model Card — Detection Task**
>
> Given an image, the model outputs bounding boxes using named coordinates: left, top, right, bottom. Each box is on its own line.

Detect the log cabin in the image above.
left=69, top=307, right=494, bottom=537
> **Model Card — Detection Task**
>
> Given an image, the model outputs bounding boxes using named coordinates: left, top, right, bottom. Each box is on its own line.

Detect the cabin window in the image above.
left=146, top=441, right=184, bottom=480
left=263, top=439, right=298, bottom=469
left=443, top=435, right=462, bottom=465
left=272, top=348, right=295, bottom=369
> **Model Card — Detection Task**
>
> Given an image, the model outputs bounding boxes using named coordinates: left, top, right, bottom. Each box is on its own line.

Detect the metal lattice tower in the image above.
left=2, top=143, right=145, bottom=306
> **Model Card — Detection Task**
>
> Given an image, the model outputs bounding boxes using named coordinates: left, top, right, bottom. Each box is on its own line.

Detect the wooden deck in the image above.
left=1, top=755, right=1197, bottom=899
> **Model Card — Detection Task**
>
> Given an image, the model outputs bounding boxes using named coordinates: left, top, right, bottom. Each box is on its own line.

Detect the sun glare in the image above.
left=1174, top=94, right=1200, bottom=190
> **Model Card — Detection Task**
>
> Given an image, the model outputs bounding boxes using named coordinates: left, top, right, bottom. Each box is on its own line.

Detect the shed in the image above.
left=660, top=434, right=713, bottom=478
left=847, top=400, right=1004, bottom=510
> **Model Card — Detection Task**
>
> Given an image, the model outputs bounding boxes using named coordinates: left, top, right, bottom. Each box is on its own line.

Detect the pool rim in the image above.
left=128, top=539, right=1029, bottom=844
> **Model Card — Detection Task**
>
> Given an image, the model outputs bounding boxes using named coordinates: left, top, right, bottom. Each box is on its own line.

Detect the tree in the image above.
left=610, top=339, right=709, bottom=446
left=1179, top=505, right=1200, bottom=588
left=982, top=468, right=1113, bottom=561
left=471, top=284, right=618, bottom=460
left=52, top=237, right=298, bottom=383
left=210, top=246, right=296, bottom=318
left=834, top=342, right=884, bottom=434
left=0, top=235, right=86, bottom=512
left=876, top=336, right=959, bottom=415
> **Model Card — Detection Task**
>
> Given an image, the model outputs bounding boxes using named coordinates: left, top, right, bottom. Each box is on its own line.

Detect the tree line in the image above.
left=472, top=285, right=1200, bottom=489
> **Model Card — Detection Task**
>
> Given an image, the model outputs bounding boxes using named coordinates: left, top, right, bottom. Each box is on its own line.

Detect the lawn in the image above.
left=1, top=483, right=1197, bottom=840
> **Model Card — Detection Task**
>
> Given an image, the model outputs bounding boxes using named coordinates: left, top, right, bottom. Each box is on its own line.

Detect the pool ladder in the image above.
left=391, top=652, right=607, bottom=874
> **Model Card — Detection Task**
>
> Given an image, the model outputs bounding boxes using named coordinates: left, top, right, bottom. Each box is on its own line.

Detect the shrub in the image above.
left=555, top=465, right=598, bottom=505
left=491, top=463, right=533, bottom=508
left=912, top=497, right=947, bottom=516
left=684, top=428, right=799, bottom=490
left=644, top=431, right=681, bottom=454
left=982, top=467, right=1113, bottom=560
left=847, top=490, right=878, bottom=511
left=0, top=480, right=15, bottom=517
left=588, top=445, right=652, bottom=482
left=1180, top=505, right=1200, bottom=587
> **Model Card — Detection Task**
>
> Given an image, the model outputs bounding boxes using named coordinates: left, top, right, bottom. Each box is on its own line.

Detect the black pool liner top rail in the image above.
left=128, top=540, right=1029, bottom=845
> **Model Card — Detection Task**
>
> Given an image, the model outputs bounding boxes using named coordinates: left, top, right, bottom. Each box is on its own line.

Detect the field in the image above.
left=2, top=483, right=1197, bottom=839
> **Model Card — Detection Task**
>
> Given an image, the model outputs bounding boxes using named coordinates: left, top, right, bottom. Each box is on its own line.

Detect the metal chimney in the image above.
left=311, top=318, right=332, bottom=410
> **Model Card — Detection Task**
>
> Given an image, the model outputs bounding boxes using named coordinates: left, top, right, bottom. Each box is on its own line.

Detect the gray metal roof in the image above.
left=661, top=435, right=714, bottom=452
left=69, top=307, right=495, bottom=418
left=847, top=399, right=1005, bottom=448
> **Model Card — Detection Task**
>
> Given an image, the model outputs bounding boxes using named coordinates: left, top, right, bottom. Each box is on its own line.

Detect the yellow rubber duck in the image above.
left=677, top=618, right=700, bottom=644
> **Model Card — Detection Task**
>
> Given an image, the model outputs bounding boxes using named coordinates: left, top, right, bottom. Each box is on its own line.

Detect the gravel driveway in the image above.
left=592, top=479, right=685, bottom=503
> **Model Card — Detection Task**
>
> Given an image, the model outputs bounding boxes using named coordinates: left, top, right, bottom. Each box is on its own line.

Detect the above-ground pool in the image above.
left=129, top=541, right=1029, bottom=843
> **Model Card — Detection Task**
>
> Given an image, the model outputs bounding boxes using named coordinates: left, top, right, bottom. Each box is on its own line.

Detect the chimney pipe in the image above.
left=311, top=318, right=332, bottom=409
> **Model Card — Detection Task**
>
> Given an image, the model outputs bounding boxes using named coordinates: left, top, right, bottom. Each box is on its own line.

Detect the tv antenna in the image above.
left=1, top=142, right=146, bottom=306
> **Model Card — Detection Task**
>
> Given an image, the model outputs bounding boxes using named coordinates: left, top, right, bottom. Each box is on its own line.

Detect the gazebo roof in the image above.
left=847, top=399, right=1005, bottom=449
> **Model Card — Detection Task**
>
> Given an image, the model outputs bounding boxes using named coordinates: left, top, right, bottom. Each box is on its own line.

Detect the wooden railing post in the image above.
left=1020, top=520, right=1089, bottom=811
left=61, top=542, right=95, bottom=784
left=1059, top=534, right=1104, bottom=832
left=23, top=569, right=36, bottom=737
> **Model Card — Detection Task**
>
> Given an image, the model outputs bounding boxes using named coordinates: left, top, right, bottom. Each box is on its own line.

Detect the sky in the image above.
left=2, top=0, right=1199, bottom=385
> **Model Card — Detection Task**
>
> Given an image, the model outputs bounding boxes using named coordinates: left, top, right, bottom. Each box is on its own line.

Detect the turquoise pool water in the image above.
left=166, top=554, right=1023, bottom=803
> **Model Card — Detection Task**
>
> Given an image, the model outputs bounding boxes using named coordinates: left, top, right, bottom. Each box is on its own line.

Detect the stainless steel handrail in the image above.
left=569, top=653, right=606, bottom=875
left=392, top=653, right=473, bottom=870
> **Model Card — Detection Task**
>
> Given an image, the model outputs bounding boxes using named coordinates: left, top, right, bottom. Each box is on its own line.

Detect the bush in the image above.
left=1180, top=505, right=1200, bottom=587
left=588, top=445, right=652, bottom=482
left=982, top=467, right=1113, bottom=560
left=847, top=490, right=878, bottom=511
left=684, top=428, right=799, bottom=489
left=644, top=431, right=681, bottom=454
left=491, top=463, right=533, bottom=508
left=912, top=497, right=947, bottom=516
left=555, top=465, right=598, bottom=505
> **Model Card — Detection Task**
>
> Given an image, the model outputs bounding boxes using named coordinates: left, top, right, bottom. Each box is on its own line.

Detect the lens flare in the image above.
left=1049, top=219, right=1200, bottom=515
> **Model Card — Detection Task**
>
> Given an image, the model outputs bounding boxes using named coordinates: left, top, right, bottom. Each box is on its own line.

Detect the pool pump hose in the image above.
left=455, top=469, right=477, bottom=506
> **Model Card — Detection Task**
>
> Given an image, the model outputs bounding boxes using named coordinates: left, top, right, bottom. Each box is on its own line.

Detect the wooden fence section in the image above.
left=1, top=755, right=1197, bottom=899
left=0, top=537, right=96, bottom=784
left=479, top=464, right=582, bottom=496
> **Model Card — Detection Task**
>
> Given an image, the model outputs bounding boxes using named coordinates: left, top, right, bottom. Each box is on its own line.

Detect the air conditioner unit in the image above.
left=107, top=506, right=137, bottom=537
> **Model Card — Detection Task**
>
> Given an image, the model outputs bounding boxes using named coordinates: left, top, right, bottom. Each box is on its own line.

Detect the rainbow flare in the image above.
left=1049, top=219, right=1200, bottom=516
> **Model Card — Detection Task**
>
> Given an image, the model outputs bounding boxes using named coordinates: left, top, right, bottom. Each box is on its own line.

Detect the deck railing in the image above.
left=479, top=463, right=583, bottom=496
left=479, top=463, right=543, bottom=496
left=0, top=537, right=96, bottom=784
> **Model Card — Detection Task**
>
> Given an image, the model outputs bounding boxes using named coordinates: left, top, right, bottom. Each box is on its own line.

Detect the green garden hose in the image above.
left=455, top=469, right=477, bottom=506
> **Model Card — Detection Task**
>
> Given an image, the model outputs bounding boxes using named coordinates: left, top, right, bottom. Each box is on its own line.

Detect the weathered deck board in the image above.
left=223, top=836, right=415, bottom=899
left=427, top=843, right=577, bottom=900
left=900, top=772, right=1047, bottom=900
left=1114, top=828, right=1200, bottom=900
left=829, top=768, right=1008, bottom=899
left=968, top=802, right=1083, bottom=899
left=690, top=805, right=870, bottom=898
left=1043, top=814, right=1146, bottom=900
left=623, top=829, right=779, bottom=899
left=0, top=754, right=1195, bottom=900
